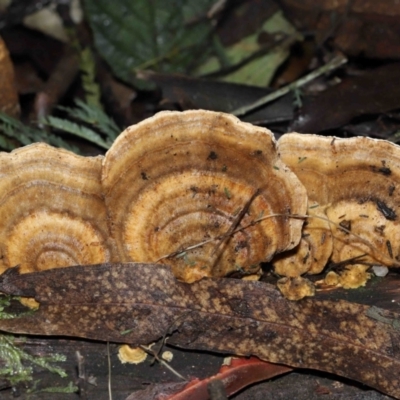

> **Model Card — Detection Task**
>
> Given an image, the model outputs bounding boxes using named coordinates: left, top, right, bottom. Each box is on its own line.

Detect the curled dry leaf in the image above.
left=103, top=110, right=307, bottom=282
left=275, top=133, right=400, bottom=286
left=126, top=357, right=291, bottom=400
left=0, top=143, right=115, bottom=273
left=0, top=263, right=400, bottom=398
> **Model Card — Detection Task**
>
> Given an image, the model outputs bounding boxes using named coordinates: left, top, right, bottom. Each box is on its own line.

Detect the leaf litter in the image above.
left=0, top=263, right=399, bottom=397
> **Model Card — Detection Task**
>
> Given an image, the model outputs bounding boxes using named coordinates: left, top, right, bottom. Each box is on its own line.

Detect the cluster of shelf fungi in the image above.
left=0, top=109, right=399, bottom=300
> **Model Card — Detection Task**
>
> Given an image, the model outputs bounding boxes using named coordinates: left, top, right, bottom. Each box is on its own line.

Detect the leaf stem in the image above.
left=232, top=54, right=347, bottom=117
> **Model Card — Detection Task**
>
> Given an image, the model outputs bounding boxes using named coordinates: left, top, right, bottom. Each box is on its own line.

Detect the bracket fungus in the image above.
left=0, top=143, right=115, bottom=274
left=118, top=345, right=147, bottom=364
left=102, top=110, right=307, bottom=283
left=273, top=202, right=332, bottom=277
left=276, top=133, right=400, bottom=288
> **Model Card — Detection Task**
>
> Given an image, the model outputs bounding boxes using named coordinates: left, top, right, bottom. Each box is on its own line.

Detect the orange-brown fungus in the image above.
left=4, top=113, right=395, bottom=294
left=276, top=133, right=400, bottom=288
left=0, top=143, right=115, bottom=273
left=273, top=202, right=333, bottom=278
left=103, top=110, right=307, bottom=282
left=277, top=276, right=315, bottom=301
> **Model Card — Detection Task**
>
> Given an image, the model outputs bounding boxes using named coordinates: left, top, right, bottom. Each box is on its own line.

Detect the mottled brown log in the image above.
left=0, top=263, right=399, bottom=398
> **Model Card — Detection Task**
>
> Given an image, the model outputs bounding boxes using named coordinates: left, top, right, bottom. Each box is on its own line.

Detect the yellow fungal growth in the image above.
left=161, top=351, right=173, bottom=362
left=277, top=276, right=315, bottom=301
left=275, top=133, right=400, bottom=295
left=324, top=271, right=340, bottom=287
left=19, top=297, right=40, bottom=310
left=338, top=265, right=371, bottom=289
left=117, top=345, right=147, bottom=364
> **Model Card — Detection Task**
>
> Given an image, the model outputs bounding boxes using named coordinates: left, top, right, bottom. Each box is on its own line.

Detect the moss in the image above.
left=0, top=297, right=71, bottom=390
left=0, top=295, right=29, bottom=320
left=32, top=381, right=79, bottom=394
left=0, top=334, right=68, bottom=385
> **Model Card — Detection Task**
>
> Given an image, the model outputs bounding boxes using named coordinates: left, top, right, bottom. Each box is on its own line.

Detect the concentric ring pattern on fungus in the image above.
left=103, top=110, right=307, bottom=282
left=0, top=143, right=116, bottom=274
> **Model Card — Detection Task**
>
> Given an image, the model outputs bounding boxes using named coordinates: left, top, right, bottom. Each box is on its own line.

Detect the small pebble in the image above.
left=372, top=265, right=389, bottom=277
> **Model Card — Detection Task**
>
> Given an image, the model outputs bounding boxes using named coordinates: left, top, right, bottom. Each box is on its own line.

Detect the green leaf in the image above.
left=43, top=116, right=110, bottom=149
left=0, top=102, right=118, bottom=153
left=79, top=47, right=102, bottom=108
left=58, top=99, right=120, bottom=142
left=0, top=113, right=79, bottom=153
left=0, top=133, right=18, bottom=151
left=84, top=0, right=215, bottom=82
left=196, top=11, right=300, bottom=87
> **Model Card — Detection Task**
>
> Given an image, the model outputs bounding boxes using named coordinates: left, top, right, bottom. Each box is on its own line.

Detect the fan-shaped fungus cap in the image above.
left=103, top=110, right=307, bottom=282
left=277, top=133, right=400, bottom=284
left=277, top=276, right=315, bottom=301
left=273, top=203, right=333, bottom=277
left=0, top=143, right=115, bottom=273
left=320, top=266, right=372, bottom=289
left=161, top=351, right=173, bottom=362
left=118, top=345, right=147, bottom=364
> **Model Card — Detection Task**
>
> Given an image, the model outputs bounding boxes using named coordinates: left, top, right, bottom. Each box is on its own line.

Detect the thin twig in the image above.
left=155, top=190, right=260, bottom=262
left=107, top=342, right=112, bottom=400
left=151, top=311, right=191, bottom=364
left=207, top=0, right=227, bottom=19
left=232, top=54, right=347, bottom=117
left=76, top=351, right=87, bottom=400
left=154, top=212, right=287, bottom=262
left=156, top=211, right=400, bottom=269
left=154, top=212, right=286, bottom=262
left=34, top=46, right=80, bottom=122
left=245, top=213, right=400, bottom=268
left=326, top=253, right=368, bottom=272
left=154, top=235, right=221, bottom=262
left=139, top=344, right=187, bottom=381
left=211, top=189, right=260, bottom=256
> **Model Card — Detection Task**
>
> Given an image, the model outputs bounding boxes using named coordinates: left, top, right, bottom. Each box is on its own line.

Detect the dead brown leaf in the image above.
left=290, top=63, right=400, bottom=132
left=280, top=0, right=400, bottom=58
left=0, top=263, right=399, bottom=398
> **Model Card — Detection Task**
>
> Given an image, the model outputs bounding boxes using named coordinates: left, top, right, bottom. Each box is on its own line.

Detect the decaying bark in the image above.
left=0, top=263, right=399, bottom=398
